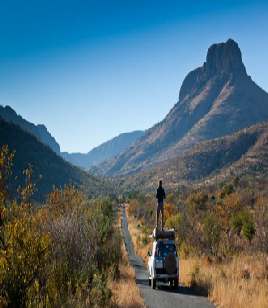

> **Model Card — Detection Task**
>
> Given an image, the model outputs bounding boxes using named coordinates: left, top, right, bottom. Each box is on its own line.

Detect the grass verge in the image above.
left=109, top=206, right=145, bottom=308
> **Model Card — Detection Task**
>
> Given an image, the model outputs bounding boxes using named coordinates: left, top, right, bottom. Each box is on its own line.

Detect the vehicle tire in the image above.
left=148, top=278, right=151, bottom=286
left=173, top=278, right=178, bottom=290
left=151, top=278, right=156, bottom=289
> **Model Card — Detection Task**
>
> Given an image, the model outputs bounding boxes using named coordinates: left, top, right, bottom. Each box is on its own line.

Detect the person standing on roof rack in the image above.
left=156, top=180, right=166, bottom=231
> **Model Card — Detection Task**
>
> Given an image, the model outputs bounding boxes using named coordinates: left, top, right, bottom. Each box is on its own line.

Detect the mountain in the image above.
left=119, top=122, right=268, bottom=192
left=0, top=105, right=144, bottom=171
left=104, top=39, right=268, bottom=176
left=62, top=130, right=144, bottom=169
left=0, top=118, right=110, bottom=201
left=0, top=105, right=61, bottom=153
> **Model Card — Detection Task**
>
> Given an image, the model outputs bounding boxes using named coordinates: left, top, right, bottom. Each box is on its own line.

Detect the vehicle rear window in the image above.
left=156, top=242, right=177, bottom=257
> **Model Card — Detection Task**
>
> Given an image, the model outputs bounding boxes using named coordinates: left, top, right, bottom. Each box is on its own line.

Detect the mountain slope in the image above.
left=119, top=122, right=268, bottom=192
left=0, top=105, right=144, bottom=171
left=62, top=130, right=144, bottom=169
left=0, top=105, right=60, bottom=153
left=0, top=118, right=109, bottom=201
left=105, top=39, right=268, bottom=176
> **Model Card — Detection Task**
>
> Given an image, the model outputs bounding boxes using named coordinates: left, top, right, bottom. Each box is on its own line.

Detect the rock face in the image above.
left=104, top=39, right=268, bottom=175
left=62, top=130, right=144, bottom=170
left=0, top=105, right=61, bottom=153
left=179, top=39, right=247, bottom=101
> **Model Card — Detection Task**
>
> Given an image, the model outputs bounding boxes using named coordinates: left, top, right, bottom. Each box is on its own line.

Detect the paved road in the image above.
left=121, top=206, right=215, bottom=308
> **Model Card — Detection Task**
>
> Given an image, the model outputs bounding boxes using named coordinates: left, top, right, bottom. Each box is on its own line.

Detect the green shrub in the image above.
left=220, top=184, right=235, bottom=199
left=242, top=221, right=255, bottom=242
left=231, top=210, right=255, bottom=241
left=203, top=213, right=221, bottom=256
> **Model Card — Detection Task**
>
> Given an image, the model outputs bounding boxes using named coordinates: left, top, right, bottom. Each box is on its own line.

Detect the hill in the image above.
left=0, top=105, right=145, bottom=170
left=119, top=122, right=268, bottom=192
left=104, top=39, right=268, bottom=176
left=0, top=105, right=61, bottom=154
left=0, top=118, right=110, bottom=201
left=62, top=130, right=144, bottom=169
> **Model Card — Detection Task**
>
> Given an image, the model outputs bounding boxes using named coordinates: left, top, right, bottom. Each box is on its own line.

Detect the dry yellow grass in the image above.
left=178, top=255, right=268, bottom=308
left=206, top=254, right=267, bottom=308
left=126, top=206, right=151, bottom=264
left=109, top=207, right=145, bottom=308
left=179, top=258, right=198, bottom=286
left=126, top=205, right=268, bottom=308
left=110, top=246, right=145, bottom=308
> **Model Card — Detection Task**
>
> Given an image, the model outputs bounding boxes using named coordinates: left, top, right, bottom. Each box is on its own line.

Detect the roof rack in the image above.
left=152, top=228, right=175, bottom=240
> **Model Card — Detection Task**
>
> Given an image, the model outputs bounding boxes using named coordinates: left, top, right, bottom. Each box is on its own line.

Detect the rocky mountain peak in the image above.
left=179, top=39, right=247, bottom=101
left=205, top=38, right=247, bottom=77
left=104, top=39, right=268, bottom=177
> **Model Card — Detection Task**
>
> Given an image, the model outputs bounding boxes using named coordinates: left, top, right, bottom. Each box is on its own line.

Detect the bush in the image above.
left=165, top=213, right=181, bottom=231
left=231, top=210, right=255, bottom=241
left=0, top=204, right=50, bottom=307
left=242, top=221, right=255, bottom=242
left=203, top=213, right=221, bottom=256
left=126, top=179, right=268, bottom=258
left=0, top=191, right=120, bottom=307
left=0, top=147, right=121, bottom=307
left=220, top=184, right=234, bottom=199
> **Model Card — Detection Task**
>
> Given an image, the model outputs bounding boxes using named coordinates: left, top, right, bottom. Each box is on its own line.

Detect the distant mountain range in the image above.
left=102, top=39, right=268, bottom=178
left=62, top=130, right=144, bottom=169
left=0, top=117, right=110, bottom=201
left=0, top=105, right=144, bottom=170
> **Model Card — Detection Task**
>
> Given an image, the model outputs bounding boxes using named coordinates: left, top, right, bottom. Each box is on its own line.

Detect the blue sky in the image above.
left=0, top=0, right=267, bottom=152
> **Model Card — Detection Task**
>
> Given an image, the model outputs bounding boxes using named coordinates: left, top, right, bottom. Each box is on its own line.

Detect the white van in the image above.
left=147, top=229, right=179, bottom=289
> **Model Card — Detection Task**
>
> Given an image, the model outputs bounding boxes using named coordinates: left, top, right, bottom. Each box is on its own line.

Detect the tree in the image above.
left=0, top=145, right=14, bottom=205
left=203, top=213, right=221, bottom=256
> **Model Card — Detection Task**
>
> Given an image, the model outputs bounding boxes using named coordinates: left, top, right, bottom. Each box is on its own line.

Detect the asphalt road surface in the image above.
left=121, top=205, right=215, bottom=308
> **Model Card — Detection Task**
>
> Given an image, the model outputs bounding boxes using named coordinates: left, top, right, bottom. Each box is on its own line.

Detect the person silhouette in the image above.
left=156, top=180, right=166, bottom=230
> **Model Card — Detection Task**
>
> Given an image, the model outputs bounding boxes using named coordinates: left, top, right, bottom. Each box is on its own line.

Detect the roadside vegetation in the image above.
left=0, top=145, right=121, bottom=307
left=126, top=177, right=268, bottom=307
left=110, top=206, right=144, bottom=308
left=110, top=242, right=145, bottom=308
